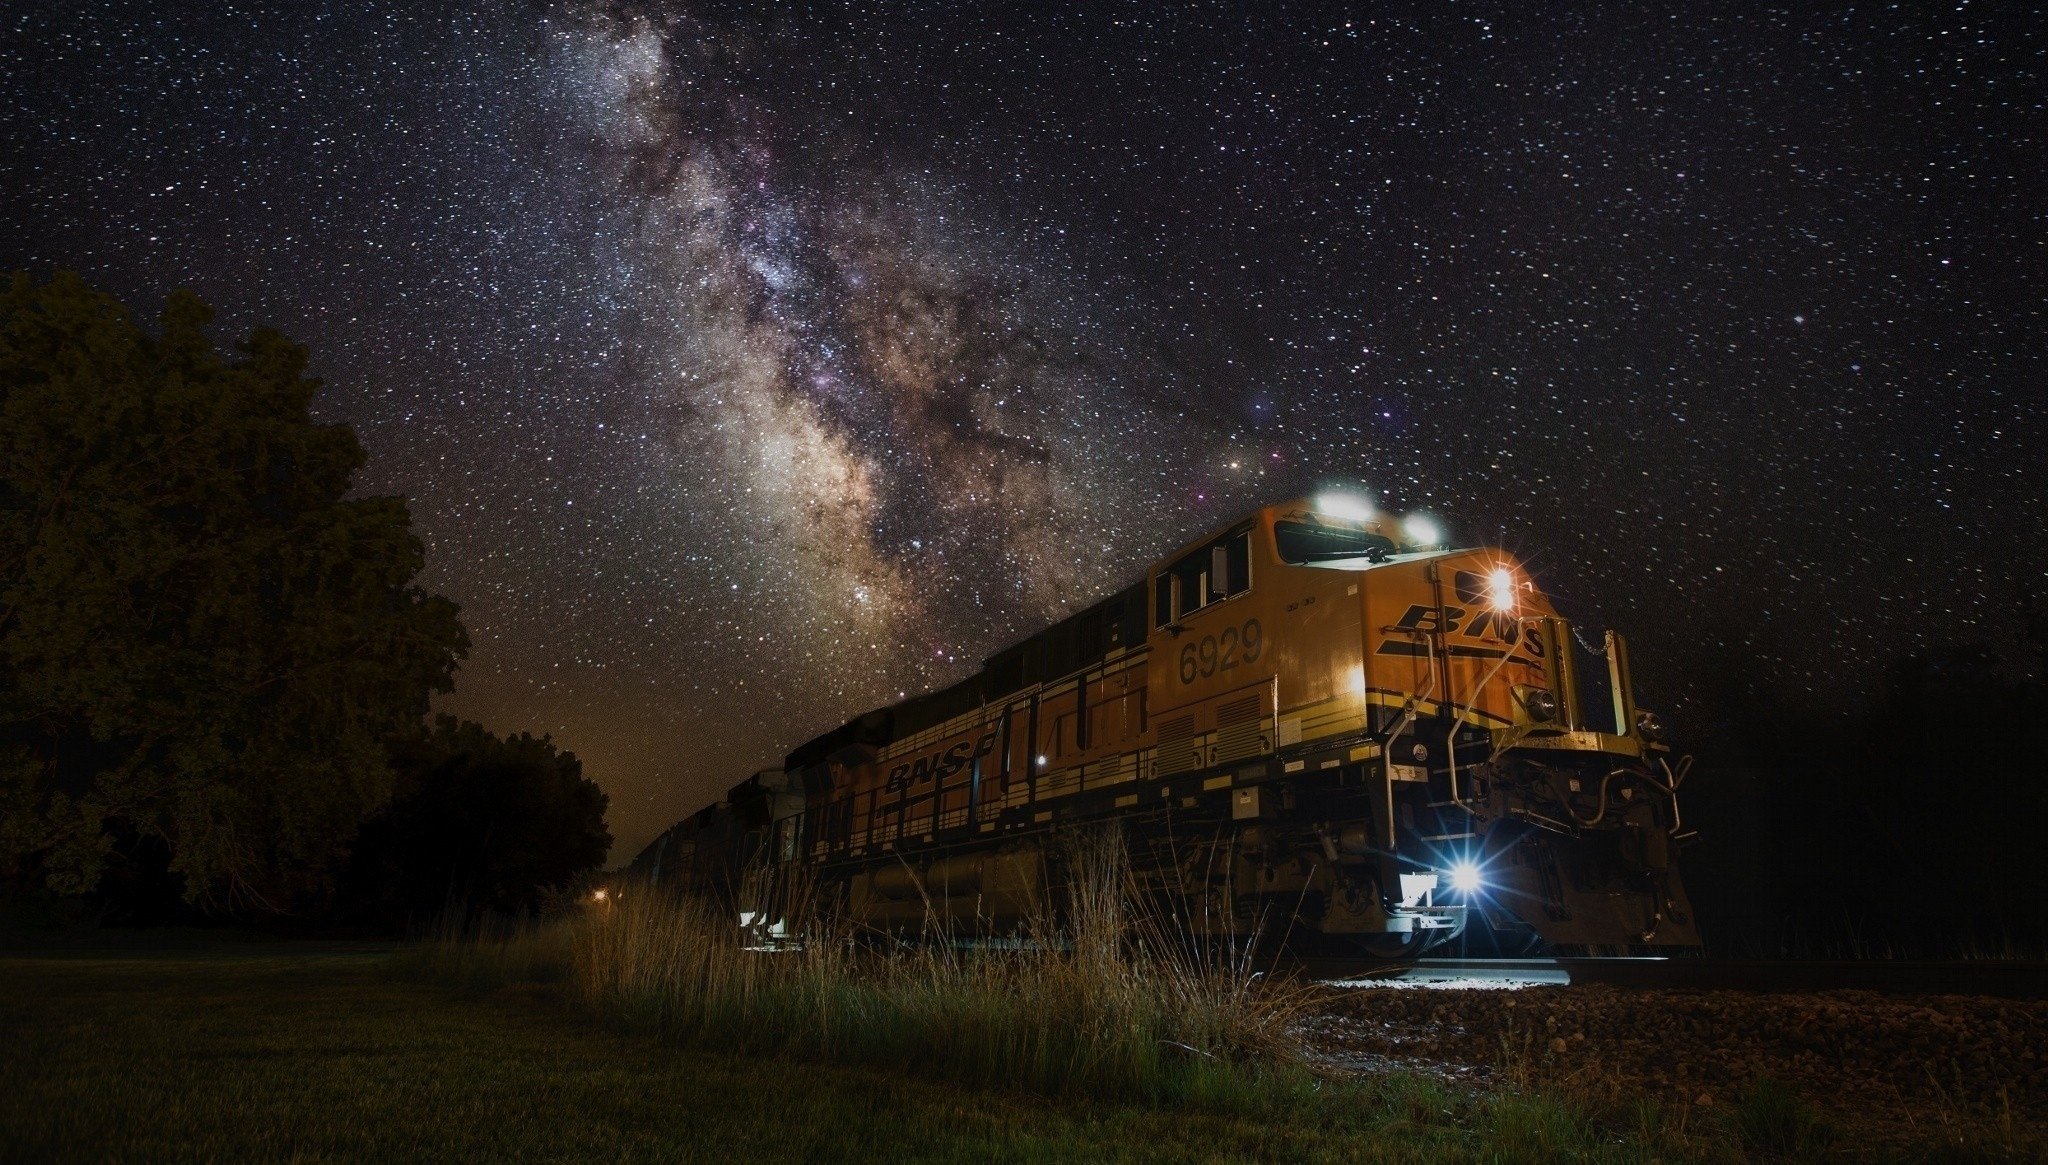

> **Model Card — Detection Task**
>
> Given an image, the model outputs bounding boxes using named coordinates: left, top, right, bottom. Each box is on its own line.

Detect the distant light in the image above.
left=1403, top=514, right=1441, bottom=545
left=1036, top=755, right=1048, bottom=767
left=1315, top=492, right=1375, bottom=522
left=1449, top=862, right=1481, bottom=894
left=592, top=888, right=609, bottom=902
left=1488, top=567, right=1516, bottom=612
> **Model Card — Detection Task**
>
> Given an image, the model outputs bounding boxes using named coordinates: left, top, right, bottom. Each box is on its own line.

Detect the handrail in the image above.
left=1648, top=754, right=1693, bottom=838
left=1443, top=616, right=1536, bottom=820
left=1564, top=768, right=1632, bottom=827
left=1378, top=626, right=1438, bottom=851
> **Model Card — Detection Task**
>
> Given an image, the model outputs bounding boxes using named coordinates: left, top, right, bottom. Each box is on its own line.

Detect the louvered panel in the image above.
left=1157, top=714, right=1200, bottom=775
left=1214, top=694, right=1266, bottom=764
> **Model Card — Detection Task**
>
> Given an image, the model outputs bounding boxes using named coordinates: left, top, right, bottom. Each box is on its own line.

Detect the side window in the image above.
left=1217, top=531, right=1250, bottom=600
left=1157, top=528, right=1253, bottom=624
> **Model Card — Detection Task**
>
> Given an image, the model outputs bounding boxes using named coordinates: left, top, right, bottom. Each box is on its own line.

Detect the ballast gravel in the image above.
left=1296, top=981, right=2045, bottom=1132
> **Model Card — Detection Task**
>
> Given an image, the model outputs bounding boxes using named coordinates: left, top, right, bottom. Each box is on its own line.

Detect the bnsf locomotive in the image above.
left=628, top=497, right=1701, bottom=957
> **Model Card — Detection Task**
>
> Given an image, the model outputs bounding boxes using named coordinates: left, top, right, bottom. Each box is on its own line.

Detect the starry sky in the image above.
left=4, top=1, right=2042, bottom=860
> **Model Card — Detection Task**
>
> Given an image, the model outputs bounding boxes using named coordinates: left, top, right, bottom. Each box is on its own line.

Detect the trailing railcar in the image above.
left=634, top=496, right=1700, bottom=957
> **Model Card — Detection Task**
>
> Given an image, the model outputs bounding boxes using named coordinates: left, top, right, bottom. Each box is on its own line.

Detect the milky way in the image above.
left=545, top=7, right=1189, bottom=662
left=4, top=2, right=2041, bottom=857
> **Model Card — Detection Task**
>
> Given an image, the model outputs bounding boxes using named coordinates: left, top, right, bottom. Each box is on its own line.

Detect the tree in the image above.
left=343, top=717, right=612, bottom=928
left=0, top=272, right=467, bottom=908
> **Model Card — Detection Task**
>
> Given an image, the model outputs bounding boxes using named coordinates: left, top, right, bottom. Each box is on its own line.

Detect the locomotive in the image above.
left=627, top=496, right=1701, bottom=957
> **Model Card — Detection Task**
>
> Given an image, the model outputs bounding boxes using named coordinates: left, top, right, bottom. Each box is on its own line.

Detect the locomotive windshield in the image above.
left=1275, top=520, right=1397, bottom=564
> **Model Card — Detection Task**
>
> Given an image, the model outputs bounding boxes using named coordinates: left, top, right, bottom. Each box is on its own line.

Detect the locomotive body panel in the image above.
left=1355, top=548, right=1555, bottom=730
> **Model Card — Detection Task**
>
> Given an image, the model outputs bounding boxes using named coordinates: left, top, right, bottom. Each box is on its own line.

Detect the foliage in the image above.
left=343, top=716, right=612, bottom=929
left=1684, top=618, right=2048, bottom=958
left=0, top=272, right=467, bottom=908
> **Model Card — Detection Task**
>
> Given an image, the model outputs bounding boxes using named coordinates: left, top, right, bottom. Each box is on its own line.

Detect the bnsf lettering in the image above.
left=940, top=740, right=975, bottom=777
left=1395, top=603, right=1463, bottom=635
left=1392, top=604, right=1546, bottom=657
left=1465, top=608, right=1533, bottom=646
left=883, top=730, right=999, bottom=795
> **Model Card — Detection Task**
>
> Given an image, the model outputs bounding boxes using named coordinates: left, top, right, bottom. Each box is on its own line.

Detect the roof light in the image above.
left=1314, top=493, right=1375, bottom=522
left=1402, top=514, right=1441, bottom=546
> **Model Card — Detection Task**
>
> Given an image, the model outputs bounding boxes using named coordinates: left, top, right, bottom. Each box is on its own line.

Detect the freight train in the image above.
left=626, top=496, right=1701, bottom=957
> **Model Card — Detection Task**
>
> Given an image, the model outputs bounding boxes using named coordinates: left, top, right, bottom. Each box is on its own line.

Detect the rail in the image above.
left=1288, top=956, right=2048, bottom=1000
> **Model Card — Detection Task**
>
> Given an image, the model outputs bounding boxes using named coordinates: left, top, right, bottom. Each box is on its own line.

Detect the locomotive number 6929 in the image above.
left=1178, top=618, right=1262, bottom=685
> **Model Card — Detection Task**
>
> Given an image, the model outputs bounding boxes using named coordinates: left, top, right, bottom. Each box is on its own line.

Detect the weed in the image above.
left=1733, top=1075, right=1832, bottom=1160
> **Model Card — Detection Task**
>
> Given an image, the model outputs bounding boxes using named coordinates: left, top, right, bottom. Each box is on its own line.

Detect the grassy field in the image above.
left=0, top=945, right=1636, bottom=1164
left=6, top=935, right=2030, bottom=1162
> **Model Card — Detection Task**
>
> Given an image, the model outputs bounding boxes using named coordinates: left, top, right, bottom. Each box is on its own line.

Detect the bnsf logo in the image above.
left=882, top=730, right=999, bottom=795
left=1390, top=603, right=1546, bottom=656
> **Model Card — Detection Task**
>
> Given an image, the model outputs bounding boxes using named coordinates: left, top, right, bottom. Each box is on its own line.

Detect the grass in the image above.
left=3, top=945, right=1625, bottom=1163
left=7, top=942, right=2040, bottom=1161
left=438, top=832, right=1325, bottom=1109
left=8, top=831, right=2037, bottom=1161
left=1733, top=1076, right=1834, bottom=1159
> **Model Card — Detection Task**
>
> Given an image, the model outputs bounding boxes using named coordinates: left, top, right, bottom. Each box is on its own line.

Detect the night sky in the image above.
left=5, top=2, right=2041, bottom=860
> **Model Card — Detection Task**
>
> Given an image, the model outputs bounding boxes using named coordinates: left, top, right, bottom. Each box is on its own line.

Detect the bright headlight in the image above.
left=1315, top=492, right=1375, bottom=522
left=1488, top=567, right=1516, bottom=611
left=1449, top=861, right=1482, bottom=894
left=1402, top=514, right=1440, bottom=546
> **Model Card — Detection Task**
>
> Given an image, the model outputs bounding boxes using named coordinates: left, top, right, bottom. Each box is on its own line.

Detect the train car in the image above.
left=634, top=496, right=1701, bottom=957
left=624, top=769, right=804, bottom=914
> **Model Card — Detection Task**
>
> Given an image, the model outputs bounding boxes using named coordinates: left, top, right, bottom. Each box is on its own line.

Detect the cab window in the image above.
left=1274, top=520, right=1395, bottom=564
left=1154, top=528, right=1251, bottom=626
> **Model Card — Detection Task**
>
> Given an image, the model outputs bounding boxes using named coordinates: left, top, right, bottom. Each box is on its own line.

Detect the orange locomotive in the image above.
left=630, top=496, right=1700, bottom=956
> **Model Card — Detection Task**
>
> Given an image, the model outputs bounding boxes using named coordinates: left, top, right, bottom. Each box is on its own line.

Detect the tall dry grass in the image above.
left=577, top=828, right=1320, bottom=1101
left=411, top=828, right=1321, bottom=1103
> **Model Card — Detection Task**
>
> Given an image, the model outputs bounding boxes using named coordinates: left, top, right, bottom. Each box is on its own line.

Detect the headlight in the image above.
left=1448, top=861, right=1482, bottom=894
left=1402, top=514, right=1440, bottom=546
left=1488, top=567, right=1516, bottom=611
left=1524, top=689, right=1558, bottom=722
left=1634, top=709, right=1664, bottom=741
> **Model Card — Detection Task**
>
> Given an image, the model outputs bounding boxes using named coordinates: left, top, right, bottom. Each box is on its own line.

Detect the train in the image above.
left=626, top=496, right=1701, bottom=957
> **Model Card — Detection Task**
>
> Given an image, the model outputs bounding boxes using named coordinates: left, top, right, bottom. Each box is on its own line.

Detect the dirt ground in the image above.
left=1297, top=978, right=2045, bottom=1147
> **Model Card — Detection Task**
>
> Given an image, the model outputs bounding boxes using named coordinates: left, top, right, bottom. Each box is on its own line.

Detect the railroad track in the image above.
left=1289, top=956, right=2048, bottom=999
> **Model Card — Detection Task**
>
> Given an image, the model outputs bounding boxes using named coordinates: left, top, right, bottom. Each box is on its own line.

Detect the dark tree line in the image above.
left=1683, top=616, right=2048, bottom=958
left=1, top=274, right=609, bottom=927
left=342, top=717, right=612, bottom=930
